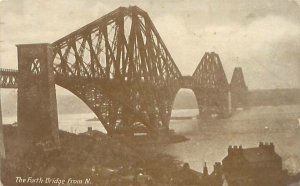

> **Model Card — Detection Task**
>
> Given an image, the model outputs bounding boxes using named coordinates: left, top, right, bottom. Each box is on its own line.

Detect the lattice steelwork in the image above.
left=0, top=69, right=18, bottom=88
left=51, top=6, right=182, bottom=134
left=231, top=67, right=247, bottom=89
left=191, top=52, right=229, bottom=117
left=0, top=6, right=246, bottom=135
left=230, top=67, right=248, bottom=109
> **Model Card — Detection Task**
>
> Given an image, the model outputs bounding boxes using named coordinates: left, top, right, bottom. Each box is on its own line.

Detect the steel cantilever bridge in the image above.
left=0, top=6, right=247, bottom=143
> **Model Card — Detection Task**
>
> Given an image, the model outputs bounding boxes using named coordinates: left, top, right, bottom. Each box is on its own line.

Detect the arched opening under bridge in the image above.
left=169, top=88, right=199, bottom=133
left=55, top=85, right=107, bottom=134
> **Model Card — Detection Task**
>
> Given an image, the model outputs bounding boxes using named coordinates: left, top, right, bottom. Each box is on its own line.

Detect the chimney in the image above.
left=233, top=145, right=238, bottom=154
left=183, top=163, right=190, bottom=170
left=238, top=145, right=243, bottom=153
left=203, top=162, right=208, bottom=176
left=88, top=127, right=92, bottom=133
left=213, top=162, right=222, bottom=176
left=228, top=145, right=233, bottom=156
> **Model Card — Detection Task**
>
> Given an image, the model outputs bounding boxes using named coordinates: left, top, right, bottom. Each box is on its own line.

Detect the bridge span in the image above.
left=0, top=6, right=247, bottom=147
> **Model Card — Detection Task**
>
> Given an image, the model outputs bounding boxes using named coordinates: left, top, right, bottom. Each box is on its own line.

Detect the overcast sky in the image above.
left=1, top=0, right=300, bottom=90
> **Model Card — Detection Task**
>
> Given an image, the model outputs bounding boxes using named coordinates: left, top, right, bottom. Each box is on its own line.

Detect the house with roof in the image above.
left=221, top=142, right=287, bottom=186
left=171, top=163, right=202, bottom=185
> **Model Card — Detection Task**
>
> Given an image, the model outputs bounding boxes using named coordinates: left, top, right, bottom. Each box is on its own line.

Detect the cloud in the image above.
left=154, top=12, right=300, bottom=88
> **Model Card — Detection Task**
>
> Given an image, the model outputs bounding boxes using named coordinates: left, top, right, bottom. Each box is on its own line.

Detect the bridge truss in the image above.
left=0, top=69, right=18, bottom=88
left=51, top=6, right=182, bottom=134
left=180, top=52, right=230, bottom=117
left=230, top=67, right=248, bottom=109
left=0, top=6, right=247, bottom=135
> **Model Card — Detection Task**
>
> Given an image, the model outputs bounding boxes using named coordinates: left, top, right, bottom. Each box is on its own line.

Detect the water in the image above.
left=165, top=105, right=300, bottom=173
left=56, top=113, right=107, bottom=134
left=3, top=113, right=106, bottom=134
left=3, top=105, right=300, bottom=173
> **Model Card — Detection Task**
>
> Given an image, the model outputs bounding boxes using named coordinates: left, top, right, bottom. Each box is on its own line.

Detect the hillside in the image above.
left=1, top=89, right=300, bottom=117
left=1, top=90, right=197, bottom=117
left=248, top=89, right=300, bottom=106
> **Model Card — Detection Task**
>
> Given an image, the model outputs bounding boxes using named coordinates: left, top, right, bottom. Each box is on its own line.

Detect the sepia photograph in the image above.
left=0, top=0, right=300, bottom=185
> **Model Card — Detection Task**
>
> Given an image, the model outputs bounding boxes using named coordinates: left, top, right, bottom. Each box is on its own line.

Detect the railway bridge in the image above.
left=0, top=6, right=247, bottom=147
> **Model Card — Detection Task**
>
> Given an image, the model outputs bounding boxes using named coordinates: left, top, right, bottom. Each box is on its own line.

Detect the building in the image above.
left=171, top=163, right=202, bottom=185
left=221, top=142, right=287, bottom=186
left=200, top=162, right=223, bottom=186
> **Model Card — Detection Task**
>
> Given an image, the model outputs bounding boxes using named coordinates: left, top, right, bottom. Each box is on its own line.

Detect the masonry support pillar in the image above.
left=17, top=43, right=60, bottom=149
left=227, top=90, right=232, bottom=114
left=222, top=89, right=232, bottom=118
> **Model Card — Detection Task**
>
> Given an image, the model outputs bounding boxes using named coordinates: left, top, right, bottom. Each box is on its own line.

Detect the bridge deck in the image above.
left=0, top=68, right=18, bottom=88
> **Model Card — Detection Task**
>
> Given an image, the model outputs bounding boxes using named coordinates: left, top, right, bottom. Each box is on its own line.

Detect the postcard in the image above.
left=0, top=0, right=300, bottom=185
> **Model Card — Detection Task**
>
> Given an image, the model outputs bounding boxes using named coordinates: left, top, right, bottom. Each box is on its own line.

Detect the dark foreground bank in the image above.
left=2, top=125, right=300, bottom=186
left=1, top=125, right=204, bottom=186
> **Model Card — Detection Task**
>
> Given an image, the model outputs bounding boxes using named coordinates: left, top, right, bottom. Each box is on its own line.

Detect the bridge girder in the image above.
left=0, top=6, right=249, bottom=135
left=191, top=52, right=230, bottom=117
left=0, top=69, right=18, bottom=88
left=230, top=67, right=248, bottom=109
left=52, top=6, right=181, bottom=134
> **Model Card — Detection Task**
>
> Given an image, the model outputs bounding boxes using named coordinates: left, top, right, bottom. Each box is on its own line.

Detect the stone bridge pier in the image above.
left=17, top=43, right=60, bottom=149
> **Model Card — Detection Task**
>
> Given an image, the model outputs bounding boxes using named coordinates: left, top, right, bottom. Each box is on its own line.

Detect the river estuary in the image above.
left=3, top=105, right=300, bottom=174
